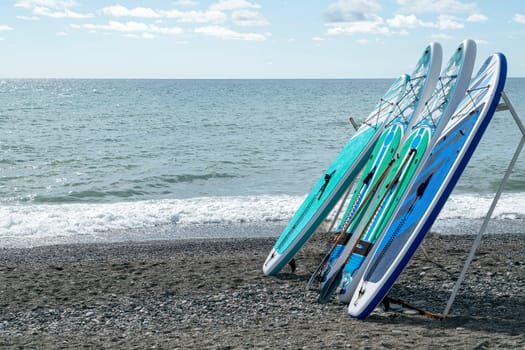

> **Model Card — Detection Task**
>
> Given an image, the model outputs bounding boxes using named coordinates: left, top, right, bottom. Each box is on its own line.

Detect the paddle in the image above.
left=385, top=296, right=444, bottom=319
left=306, top=157, right=395, bottom=290
left=318, top=148, right=417, bottom=304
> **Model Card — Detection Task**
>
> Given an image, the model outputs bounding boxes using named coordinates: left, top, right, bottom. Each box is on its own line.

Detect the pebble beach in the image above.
left=1, top=231, right=524, bottom=349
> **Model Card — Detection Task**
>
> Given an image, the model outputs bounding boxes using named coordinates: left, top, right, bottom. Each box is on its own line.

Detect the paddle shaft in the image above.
left=318, top=148, right=417, bottom=302
left=306, top=157, right=396, bottom=289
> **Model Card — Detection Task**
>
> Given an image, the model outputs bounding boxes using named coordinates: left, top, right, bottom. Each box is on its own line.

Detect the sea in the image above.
left=0, top=78, right=524, bottom=248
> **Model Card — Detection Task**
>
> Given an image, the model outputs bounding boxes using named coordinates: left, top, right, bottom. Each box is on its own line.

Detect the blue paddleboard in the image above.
left=348, top=52, right=507, bottom=319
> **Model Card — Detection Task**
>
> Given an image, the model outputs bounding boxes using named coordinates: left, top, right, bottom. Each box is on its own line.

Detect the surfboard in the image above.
left=317, top=39, right=477, bottom=304
left=307, top=43, right=442, bottom=289
left=262, top=75, right=410, bottom=276
left=348, top=52, right=507, bottom=319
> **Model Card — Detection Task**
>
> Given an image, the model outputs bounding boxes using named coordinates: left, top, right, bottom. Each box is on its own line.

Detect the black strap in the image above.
left=353, top=240, right=374, bottom=256
left=318, top=170, right=336, bottom=200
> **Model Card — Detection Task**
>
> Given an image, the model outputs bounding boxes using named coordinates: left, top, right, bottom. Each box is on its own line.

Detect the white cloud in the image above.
left=79, top=21, right=149, bottom=33
left=163, top=9, right=226, bottom=23
left=95, top=2, right=272, bottom=31
left=324, top=1, right=390, bottom=36
left=430, top=33, right=453, bottom=40
left=16, top=0, right=93, bottom=19
left=328, top=0, right=382, bottom=17
left=324, top=0, right=469, bottom=36
left=436, top=14, right=464, bottom=29
left=326, top=15, right=390, bottom=35
left=325, top=0, right=382, bottom=23
left=386, top=13, right=469, bottom=32
left=56, top=31, right=68, bottom=36
left=209, top=0, right=261, bottom=11
left=174, top=0, right=199, bottom=6
left=147, top=25, right=184, bottom=35
left=100, top=5, right=162, bottom=18
left=387, top=14, right=435, bottom=28
left=99, top=5, right=226, bottom=23
left=15, top=0, right=77, bottom=8
left=16, top=15, right=40, bottom=20
left=397, top=0, right=477, bottom=14
left=356, top=38, right=369, bottom=44
left=312, top=37, right=327, bottom=41
left=195, top=25, right=269, bottom=41
left=71, top=21, right=183, bottom=36
left=32, top=6, right=93, bottom=18
left=141, top=32, right=156, bottom=39
left=0, top=25, right=14, bottom=31
left=232, top=10, right=268, bottom=26
left=512, top=14, right=525, bottom=24
left=474, top=39, right=488, bottom=45
left=467, top=14, right=488, bottom=22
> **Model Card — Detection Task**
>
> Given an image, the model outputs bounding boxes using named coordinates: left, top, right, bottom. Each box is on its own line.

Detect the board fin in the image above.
left=288, top=258, right=297, bottom=273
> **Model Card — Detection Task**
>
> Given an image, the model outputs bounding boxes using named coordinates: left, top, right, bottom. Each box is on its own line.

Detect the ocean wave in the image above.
left=0, top=195, right=303, bottom=241
left=151, top=173, right=237, bottom=184
left=0, top=192, right=523, bottom=248
left=33, top=189, right=147, bottom=203
left=437, top=193, right=525, bottom=220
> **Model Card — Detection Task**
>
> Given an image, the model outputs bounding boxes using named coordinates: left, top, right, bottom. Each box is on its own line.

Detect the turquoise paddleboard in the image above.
left=349, top=52, right=507, bottom=319
left=263, top=75, right=409, bottom=276
left=307, top=42, right=442, bottom=290
left=318, top=39, right=477, bottom=303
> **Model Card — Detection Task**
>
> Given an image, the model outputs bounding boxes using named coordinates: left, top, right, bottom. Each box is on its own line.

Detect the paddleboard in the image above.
left=348, top=52, right=507, bottom=319
left=318, top=39, right=476, bottom=304
left=307, top=42, right=442, bottom=289
left=262, top=74, right=409, bottom=276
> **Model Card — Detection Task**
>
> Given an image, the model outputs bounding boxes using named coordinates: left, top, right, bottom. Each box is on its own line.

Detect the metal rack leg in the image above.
left=443, top=91, right=525, bottom=317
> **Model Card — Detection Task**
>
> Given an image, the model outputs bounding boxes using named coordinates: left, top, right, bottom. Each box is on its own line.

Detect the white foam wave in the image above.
left=438, top=192, right=525, bottom=220
left=0, top=195, right=303, bottom=240
left=0, top=192, right=523, bottom=248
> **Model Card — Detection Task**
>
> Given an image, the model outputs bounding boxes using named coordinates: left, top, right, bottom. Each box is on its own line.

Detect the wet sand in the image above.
left=1, top=232, right=524, bottom=349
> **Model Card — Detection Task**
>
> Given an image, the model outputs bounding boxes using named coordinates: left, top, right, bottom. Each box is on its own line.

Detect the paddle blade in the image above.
left=318, top=267, right=343, bottom=304
left=306, top=254, right=331, bottom=290
left=306, top=268, right=321, bottom=291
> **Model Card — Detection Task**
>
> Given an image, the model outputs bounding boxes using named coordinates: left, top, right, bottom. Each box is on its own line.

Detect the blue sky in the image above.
left=1, top=0, right=524, bottom=78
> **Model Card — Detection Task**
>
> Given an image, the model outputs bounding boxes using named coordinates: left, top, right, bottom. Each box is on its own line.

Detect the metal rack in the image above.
left=443, top=91, right=525, bottom=317
left=327, top=91, right=524, bottom=318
